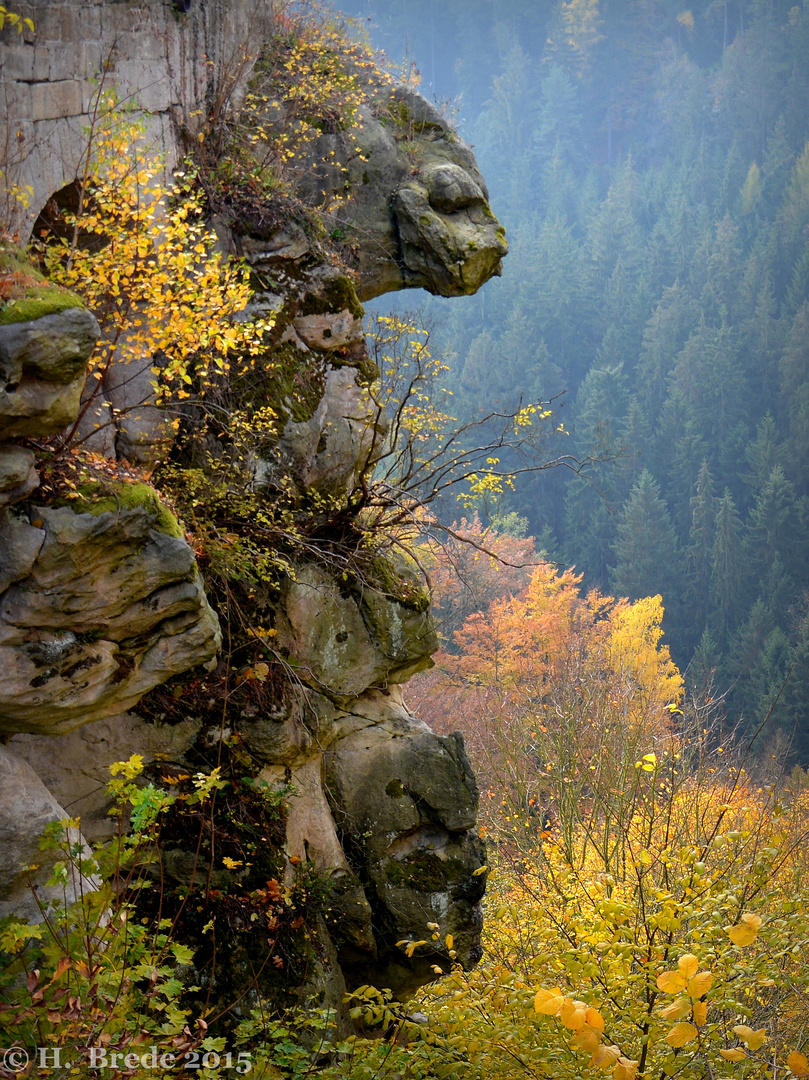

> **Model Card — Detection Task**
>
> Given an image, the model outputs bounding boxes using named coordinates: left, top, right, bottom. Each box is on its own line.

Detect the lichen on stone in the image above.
left=297, top=274, right=364, bottom=321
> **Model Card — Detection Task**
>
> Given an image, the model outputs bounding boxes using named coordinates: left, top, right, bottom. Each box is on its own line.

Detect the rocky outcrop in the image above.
left=322, top=692, right=486, bottom=996
left=0, top=0, right=505, bottom=1019
left=0, top=283, right=221, bottom=928
left=259, top=84, right=507, bottom=302
left=0, top=307, right=98, bottom=438
left=0, top=502, right=220, bottom=736
left=0, top=287, right=221, bottom=738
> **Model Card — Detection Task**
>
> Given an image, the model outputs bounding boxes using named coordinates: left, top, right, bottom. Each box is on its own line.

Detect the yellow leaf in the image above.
left=534, top=987, right=566, bottom=1015
left=591, top=1045, right=620, bottom=1070
left=787, top=1051, right=809, bottom=1076
left=614, top=1056, right=639, bottom=1080
left=665, top=1022, right=698, bottom=1048
left=678, top=954, right=699, bottom=979
left=574, top=1025, right=602, bottom=1053
left=687, top=971, right=713, bottom=998
left=586, top=1008, right=605, bottom=1033
left=560, top=999, right=589, bottom=1031
left=657, top=971, right=687, bottom=994
left=733, top=1026, right=766, bottom=1051
left=720, top=1049, right=747, bottom=1062
left=692, top=1001, right=708, bottom=1027
left=727, top=923, right=756, bottom=946
left=660, top=999, right=691, bottom=1020
left=727, top=913, right=762, bottom=946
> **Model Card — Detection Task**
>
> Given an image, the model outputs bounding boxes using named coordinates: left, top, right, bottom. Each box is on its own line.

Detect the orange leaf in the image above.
left=687, top=971, right=713, bottom=998
left=677, top=954, right=699, bottom=979
left=727, top=913, right=762, bottom=946
left=787, top=1051, right=809, bottom=1076
left=534, top=987, right=565, bottom=1015
left=559, top=999, right=589, bottom=1031
left=733, top=1026, right=766, bottom=1051
left=574, top=1025, right=602, bottom=1053
left=660, top=999, right=691, bottom=1020
left=591, top=1045, right=620, bottom=1070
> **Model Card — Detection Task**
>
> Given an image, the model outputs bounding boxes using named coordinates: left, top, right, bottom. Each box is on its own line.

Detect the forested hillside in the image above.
left=343, top=0, right=809, bottom=763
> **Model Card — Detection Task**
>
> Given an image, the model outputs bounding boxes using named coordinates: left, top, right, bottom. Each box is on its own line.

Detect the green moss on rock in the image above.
left=384, top=851, right=448, bottom=892
left=262, top=340, right=328, bottom=426
left=65, top=481, right=183, bottom=537
left=0, top=288, right=87, bottom=326
left=0, top=244, right=86, bottom=326
left=365, top=551, right=430, bottom=613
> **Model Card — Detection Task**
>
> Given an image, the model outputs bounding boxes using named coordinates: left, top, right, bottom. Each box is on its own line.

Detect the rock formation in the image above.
left=0, top=0, right=506, bottom=1022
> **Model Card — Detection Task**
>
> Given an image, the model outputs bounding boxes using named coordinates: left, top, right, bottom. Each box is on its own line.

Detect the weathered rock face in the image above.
left=0, top=745, right=98, bottom=923
left=0, top=285, right=222, bottom=738
left=0, top=288, right=221, bottom=932
left=275, top=562, right=436, bottom=701
left=322, top=693, right=486, bottom=997
left=0, top=307, right=99, bottom=438
left=252, top=85, right=507, bottom=303
left=0, top=503, right=221, bottom=736
left=0, top=0, right=504, bottom=1017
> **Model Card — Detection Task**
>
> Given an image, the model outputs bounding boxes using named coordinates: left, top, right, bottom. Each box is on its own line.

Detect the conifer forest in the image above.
left=346, top=0, right=809, bottom=765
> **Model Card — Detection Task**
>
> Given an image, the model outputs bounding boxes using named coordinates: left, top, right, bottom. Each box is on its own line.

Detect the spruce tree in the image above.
left=611, top=470, right=680, bottom=606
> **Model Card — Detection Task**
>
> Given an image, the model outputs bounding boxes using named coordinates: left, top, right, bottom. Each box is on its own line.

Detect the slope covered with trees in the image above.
left=342, top=0, right=809, bottom=762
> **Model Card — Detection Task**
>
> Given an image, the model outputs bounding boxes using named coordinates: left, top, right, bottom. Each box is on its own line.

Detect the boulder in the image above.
left=0, top=503, right=221, bottom=736
left=0, top=443, right=38, bottom=508
left=288, top=85, right=508, bottom=301
left=265, top=365, right=383, bottom=504
left=323, top=688, right=487, bottom=997
left=0, top=307, right=99, bottom=439
left=276, top=561, right=435, bottom=701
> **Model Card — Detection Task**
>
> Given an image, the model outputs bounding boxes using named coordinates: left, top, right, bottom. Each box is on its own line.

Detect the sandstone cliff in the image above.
left=0, top=0, right=506, bottom=1022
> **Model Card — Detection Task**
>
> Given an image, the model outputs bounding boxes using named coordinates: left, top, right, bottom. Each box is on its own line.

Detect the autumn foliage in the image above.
left=408, top=533, right=682, bottom=817
left=384, top=524, right=809, bottom=1080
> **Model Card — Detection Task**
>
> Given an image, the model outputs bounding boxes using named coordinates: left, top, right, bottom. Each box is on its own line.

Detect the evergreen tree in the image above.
left=741, top=413, right=784, bottom=493
left=611, top=470, right=680, bottom=611
left=687, top=460, right=718, bottom=631
left=636, top=283, right=697, bottom=422
left=779, top=301, right=809, bottom=494
left=747, top=465, right=801, bottom=579
left=710, top=489, right=747, bottom=644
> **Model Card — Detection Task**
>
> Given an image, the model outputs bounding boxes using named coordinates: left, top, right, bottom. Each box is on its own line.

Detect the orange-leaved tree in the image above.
left=408, top=558, right=683, bottom=847
left=402, top=554, right=809, bottom=1080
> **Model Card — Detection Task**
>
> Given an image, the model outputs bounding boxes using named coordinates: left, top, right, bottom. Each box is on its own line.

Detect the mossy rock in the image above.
left=297, top=274, right=364, bottom=321
left=0, top=245, right=86, bottom=326
left=63, top=481, right=183, bottom=537
left=362, top=550, right=430, bottom=613
left=261, top=340, right=328, bottom=427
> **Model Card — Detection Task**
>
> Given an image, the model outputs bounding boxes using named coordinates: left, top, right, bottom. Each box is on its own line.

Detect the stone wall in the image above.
left=1, top=0, right=270, bottom=238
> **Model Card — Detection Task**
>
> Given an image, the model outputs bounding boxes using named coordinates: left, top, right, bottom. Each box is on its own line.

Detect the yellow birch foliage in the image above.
left=411, top=776, right=809, bottom=1080
left=40, top=102, right=274, bottom=413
